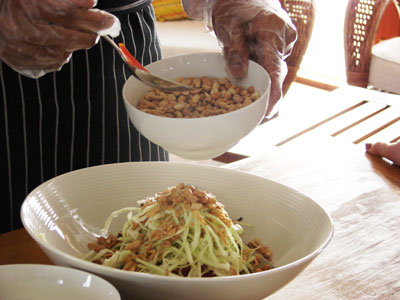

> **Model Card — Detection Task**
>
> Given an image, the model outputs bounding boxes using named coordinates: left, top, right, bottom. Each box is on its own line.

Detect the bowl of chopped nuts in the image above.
left=122, top=52, right=270, bottom=160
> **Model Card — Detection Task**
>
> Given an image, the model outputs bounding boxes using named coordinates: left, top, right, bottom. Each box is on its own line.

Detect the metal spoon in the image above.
left=102, top=35, right=192, bottom=92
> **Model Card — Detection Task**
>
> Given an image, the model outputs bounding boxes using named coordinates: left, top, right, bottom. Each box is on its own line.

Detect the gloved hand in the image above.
left=0, top=0, right=120, bottom=78
left=182, top=0, right=297, bottom=117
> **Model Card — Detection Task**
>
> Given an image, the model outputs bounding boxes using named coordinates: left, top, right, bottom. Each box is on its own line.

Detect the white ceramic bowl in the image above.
left=0, top=264, right=120, bottom=300
left=21, top=162, right=333, bottom=300
left=122, top=52, right=270, bottom=160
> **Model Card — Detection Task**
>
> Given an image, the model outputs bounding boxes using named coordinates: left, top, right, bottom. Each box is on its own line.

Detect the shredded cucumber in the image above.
left=82, top=183, right=274, bottom=277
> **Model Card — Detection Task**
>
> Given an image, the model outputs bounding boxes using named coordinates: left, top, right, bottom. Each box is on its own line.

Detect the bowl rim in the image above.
left=122, top=52, right=271, bottom=121
left=21, top=161, right=334, bottom=282
left=0, top=263, right=121, bottom=298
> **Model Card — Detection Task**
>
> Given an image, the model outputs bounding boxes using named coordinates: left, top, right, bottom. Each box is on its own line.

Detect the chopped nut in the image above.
left=173, top=102, right=185, bottom=111
left=125, top=239, right=142, bottom=251
left=191, top=203, right=203, bottom=210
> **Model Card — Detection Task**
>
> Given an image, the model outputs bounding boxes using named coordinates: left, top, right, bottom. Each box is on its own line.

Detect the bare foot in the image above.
left=365, top=141, right=400, bottom=166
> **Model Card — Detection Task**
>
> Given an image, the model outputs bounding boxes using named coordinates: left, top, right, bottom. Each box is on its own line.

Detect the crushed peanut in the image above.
left=137, top=77, right=260, bottom=118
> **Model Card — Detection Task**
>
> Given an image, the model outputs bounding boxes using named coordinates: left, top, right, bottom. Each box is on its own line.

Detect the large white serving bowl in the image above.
left=0, top=264, right=120, bottom=300
left=122, top=52, right=270, bottom=160
left=21, top=162, right=333, bottom=300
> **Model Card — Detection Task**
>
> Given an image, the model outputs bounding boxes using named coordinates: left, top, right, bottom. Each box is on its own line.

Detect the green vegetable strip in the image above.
left=82, top=184, right=273, bottom=277
left=203, top=212, right=241, bottom=254
left=102, top=207, right=139, bottom=234
left=190, top=217, right=201, bottom=251
left=206, top=224, right=228, bottom=257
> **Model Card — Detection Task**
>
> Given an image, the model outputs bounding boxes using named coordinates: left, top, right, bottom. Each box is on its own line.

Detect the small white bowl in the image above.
left=21, top=162, right=333, bottom=300
left=122, top=52, right=270, bottom=160
left=0, top=264, right=120, bottom=300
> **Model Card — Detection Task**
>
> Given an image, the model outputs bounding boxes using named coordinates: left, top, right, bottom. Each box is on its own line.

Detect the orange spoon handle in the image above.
left=118, top=43, right=149, bottom=72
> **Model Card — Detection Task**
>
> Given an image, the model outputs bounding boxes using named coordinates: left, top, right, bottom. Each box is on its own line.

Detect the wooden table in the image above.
left=1, top=136, right=399, bottom=299
left=220, top=84, right=400, bottom=163
left=229, top=139, right=400, bottom=300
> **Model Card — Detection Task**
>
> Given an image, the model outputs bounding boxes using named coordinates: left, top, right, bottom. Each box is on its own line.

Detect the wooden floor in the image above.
left=170, top=82, right=400, bottom=165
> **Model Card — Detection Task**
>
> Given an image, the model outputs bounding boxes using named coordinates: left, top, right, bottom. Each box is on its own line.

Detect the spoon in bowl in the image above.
left=102, top=35, right=192, bottom=92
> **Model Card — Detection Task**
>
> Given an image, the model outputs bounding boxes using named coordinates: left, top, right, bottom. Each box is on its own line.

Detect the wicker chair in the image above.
left=280, top=0, right=316, bottom=95
left=344, top=0, right=400, bottom=88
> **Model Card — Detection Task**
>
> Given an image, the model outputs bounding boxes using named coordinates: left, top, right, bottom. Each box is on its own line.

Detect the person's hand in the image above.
left=211, top=0, right=297, bottom=117
left=0, top=0, right=120, bottom=78
left=181, top=0, right=297, bottom=117
left=366, top=141, right=400, bottom=166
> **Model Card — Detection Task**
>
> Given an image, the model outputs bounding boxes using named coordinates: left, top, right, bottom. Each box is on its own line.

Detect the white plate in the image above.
left=0, top=264, right=120, bottom=300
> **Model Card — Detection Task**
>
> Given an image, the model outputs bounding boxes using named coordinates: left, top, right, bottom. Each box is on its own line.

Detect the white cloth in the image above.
left=369, top=37, right=400, bottom=94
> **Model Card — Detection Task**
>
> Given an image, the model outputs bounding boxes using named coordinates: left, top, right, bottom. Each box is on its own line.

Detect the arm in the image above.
left=181, top=0, right=297, bottom=117
left=0, top=0, right=120, bottom=78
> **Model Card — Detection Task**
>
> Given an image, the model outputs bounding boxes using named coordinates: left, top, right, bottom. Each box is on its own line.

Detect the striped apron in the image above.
left=0, top=0, right=167, bottom=233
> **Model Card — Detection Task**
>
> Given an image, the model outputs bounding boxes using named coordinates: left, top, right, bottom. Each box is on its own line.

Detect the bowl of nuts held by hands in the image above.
left=122, top=52, right=270, bottom=160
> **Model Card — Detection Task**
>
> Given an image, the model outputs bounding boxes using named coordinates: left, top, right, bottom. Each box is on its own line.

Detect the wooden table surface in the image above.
left=1, top=136, right=399, bottom=299
left=227, top=138, right=400, bottom=300
left=225, top=85, right=400, bottom=162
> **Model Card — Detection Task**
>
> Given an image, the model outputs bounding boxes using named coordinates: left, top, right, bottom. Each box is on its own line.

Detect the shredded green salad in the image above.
left=81, top=183, right=274, bottom=277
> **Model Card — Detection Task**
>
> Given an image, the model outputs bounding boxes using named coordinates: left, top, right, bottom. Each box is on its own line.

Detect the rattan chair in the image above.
left=344, top=0, right=400, bottom=88
left=280, top=0, right=316, bottom=95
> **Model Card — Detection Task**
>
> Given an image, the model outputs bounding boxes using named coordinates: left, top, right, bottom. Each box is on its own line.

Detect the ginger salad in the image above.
left=82, top=183, right=274, bottom=277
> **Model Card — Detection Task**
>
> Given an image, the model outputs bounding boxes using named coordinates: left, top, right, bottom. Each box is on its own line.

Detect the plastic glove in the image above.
left=366, top=141, right=400, bottom=166
left=182, top=0, right=297, bottom=117
left=0, top=0, right=120, bottom=78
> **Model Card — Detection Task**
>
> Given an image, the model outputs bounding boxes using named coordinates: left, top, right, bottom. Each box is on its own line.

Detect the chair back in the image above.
left=280, top=0, right=316, bottom=95
left=344, top=0, right=400, bottom=87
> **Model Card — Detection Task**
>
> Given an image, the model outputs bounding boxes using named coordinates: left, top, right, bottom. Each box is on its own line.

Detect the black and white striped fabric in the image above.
left=0, top=0, right=167, bottom=233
